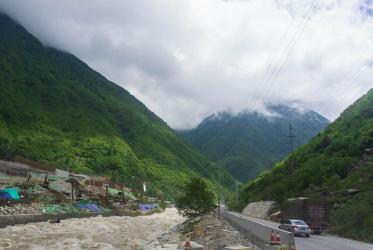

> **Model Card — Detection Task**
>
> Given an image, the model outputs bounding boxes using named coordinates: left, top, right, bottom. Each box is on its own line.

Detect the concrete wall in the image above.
left=0, top=212, right=114, bottom=228
left=222, top=211, right=295, bottom=250
left=0, top=160, right=30, bottom=177
left=55, top=168, right=69, bottom=178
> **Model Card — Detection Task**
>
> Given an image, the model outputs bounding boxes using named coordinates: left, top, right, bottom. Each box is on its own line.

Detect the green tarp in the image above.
left=108, top=188, right=119, bottom=196
left=123, top=190, right=136, bottom=200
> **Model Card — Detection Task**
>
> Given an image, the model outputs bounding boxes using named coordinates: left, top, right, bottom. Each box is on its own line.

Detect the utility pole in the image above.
left=288, top=123, right=296, bottom=173
left=217, top=172, right=220, bottom=219
left=235, top=181, right=239, bottom=203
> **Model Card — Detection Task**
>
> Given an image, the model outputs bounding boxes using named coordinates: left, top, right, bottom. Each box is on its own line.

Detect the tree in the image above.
left=175, top=176, right=216, bottom=219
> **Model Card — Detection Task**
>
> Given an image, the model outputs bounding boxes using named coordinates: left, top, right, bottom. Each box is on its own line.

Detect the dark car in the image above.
left=279, top=219, right=312, bottom=237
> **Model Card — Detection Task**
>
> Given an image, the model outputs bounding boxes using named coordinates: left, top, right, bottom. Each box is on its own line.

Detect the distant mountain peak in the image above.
left=179, top=104, right=329, bottom=182
left=202, top=104, right=329, bottom=127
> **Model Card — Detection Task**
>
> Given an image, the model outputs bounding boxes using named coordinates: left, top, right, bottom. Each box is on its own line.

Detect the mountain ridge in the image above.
left=0, top=13, right=235, bottom=197
left=239, top=88, right=373, bottom=241
left=179, top=104, right=329, bottom=182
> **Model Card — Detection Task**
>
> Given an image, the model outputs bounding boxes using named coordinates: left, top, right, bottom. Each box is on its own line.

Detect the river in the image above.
left=0, top=208, right=184, bottom=250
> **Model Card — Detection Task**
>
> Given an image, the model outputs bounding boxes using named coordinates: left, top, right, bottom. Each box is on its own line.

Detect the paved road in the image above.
left=294, top=234, right=373, bottom=250
left=239, top=215, right=373, bottom=250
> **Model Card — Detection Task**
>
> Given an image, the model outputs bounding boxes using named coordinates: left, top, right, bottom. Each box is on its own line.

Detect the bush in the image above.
left=175, top=176, right=216, bottom=219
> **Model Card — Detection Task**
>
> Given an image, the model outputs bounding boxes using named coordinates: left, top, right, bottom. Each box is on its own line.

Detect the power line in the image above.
left=255, top=0, right=318, bottom=110
left=250, top=0, right=318, bottom=112
left=247, top=0, right=304, bottom=112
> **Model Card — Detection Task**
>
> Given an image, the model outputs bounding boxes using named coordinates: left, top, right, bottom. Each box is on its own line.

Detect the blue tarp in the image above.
left=76, top=203, right=101, bottom=213
left=139, top=203, right=157, bottom=210
left=0, top=188, right=20, bottom=200
left=0, top=191, right=12, bottom=199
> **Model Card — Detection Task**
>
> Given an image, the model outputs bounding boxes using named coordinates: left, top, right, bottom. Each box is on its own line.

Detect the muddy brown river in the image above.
left=0, top=208, right=184, bottom=250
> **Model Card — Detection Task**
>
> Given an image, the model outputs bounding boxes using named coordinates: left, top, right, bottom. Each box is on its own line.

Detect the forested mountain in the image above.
left=0, top=14, right=235, bottom=197
left=240, top=89, right=373, bottom=241
left=179, top=105, right=329, bottom=182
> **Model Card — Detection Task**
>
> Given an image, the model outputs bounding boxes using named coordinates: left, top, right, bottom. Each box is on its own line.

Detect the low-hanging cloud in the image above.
left=0, top=0, right=372, bottom=129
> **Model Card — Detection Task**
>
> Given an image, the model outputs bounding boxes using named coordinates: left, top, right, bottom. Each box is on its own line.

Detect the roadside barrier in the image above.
left=0, top=215, right=15, bottom=227
left=222, top=211, right=296, bottom=250
left=276, top=231, right=281, bottom=245
left=0, top=212, right=107, bottom=228
left=270, top=230, right=276, bottom=245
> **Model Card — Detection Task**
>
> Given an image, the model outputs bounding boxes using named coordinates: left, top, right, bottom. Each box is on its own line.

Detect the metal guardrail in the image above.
left=222, top=210, right=296, bottom=250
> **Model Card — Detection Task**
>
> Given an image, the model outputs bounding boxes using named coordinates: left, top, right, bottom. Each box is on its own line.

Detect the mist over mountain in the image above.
left=179, top=104, right=329, bottom=182
left=0, top=13, right=235, bottom=197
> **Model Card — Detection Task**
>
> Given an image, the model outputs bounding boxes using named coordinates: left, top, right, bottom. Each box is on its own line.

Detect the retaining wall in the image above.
left=222, top=211, right=295, bottom=250
left=0, top=211, right=114, bottom=228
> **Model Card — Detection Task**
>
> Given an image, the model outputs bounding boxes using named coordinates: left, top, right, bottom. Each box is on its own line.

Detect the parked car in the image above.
left=279, top=219, right=312, bottom=237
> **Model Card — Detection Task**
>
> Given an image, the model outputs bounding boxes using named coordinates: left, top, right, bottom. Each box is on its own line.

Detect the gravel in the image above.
left=0, top=203, right=43, bottom=215
left=191, top=214, right=258, bottom=250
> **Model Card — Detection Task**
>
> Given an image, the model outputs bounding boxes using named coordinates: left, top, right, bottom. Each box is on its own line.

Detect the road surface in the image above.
left=241, top=215, right=373, bottom=250
left=0, top=208, right=184, bottom=250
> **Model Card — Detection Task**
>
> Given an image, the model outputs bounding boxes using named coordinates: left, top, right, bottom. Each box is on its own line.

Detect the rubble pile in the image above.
left=0, top=203, right=43, bottom=215
left=190, top=214, right=258, bottom=250
left=84, top=184, right=106, bottom=197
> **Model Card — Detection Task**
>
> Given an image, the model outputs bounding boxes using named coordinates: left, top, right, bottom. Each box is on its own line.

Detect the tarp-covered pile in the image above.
left=0, top=187, right=20, bottom=200
left=43, top=204, right=80, bottom=214
left=75, top=201, right=101, bottom=213
left=49, top=181, right=71, bottom=193
left=139, top=203, right=159, bottom=211
left=123, top=189, right=136, bottom=200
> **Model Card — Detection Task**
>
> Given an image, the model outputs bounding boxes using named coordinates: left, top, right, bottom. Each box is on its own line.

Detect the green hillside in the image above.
left=179, top=105, right=328, bottom=182
left=0, top=14, right=235, bottom=198
left=239, top=89, right=373, bottom=241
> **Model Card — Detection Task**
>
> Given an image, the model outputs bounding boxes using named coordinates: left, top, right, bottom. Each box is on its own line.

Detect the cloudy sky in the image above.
left=0, top=0, right=372, bottom=129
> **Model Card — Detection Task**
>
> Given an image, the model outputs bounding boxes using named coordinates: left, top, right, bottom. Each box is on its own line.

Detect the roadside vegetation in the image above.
left=238, top=88, right=373, bottom=242
left=175, top=176, right=216, bottom=219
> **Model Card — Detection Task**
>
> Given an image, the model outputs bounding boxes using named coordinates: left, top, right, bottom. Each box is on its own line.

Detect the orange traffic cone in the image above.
left=275, top=231, right=281, bottom=245
left=270, top=230, right=276, bottom=245
left=184, top=238, right=191, bottom=250
left=290, top=244, right=296, bottom=250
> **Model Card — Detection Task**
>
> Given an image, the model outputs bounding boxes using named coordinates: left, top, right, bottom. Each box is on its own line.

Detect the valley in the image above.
left=0, top=2, right=372, bottom=250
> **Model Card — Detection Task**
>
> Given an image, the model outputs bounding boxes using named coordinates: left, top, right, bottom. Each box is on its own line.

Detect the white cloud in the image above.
left=0, top=0, right=372, bottom=129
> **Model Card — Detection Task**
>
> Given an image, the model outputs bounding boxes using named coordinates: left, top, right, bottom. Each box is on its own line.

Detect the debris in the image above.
left=347, top=188, right=359, bottom=194
left=49, top=180, right=72, bottom=193
left=49, top=218, right=61, bottom=223
left=0, top=203, right=43, bottom=215
left=224, top=245, right=253, bottom=250
left=190, top=214, right=257, bottom=250
left=241, top=201, right=277, bottom=220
